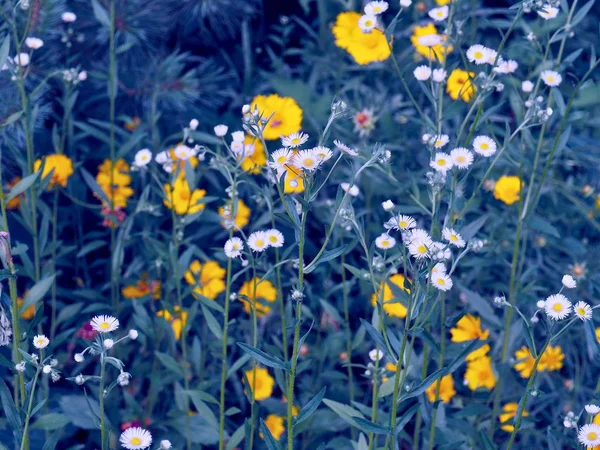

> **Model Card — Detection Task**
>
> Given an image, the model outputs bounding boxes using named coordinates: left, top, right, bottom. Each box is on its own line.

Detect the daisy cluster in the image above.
left=16, top=334, right=62, bottom=382
left=424, top=133, right=496, bottom=175
left=534, top=275, right=594, bottom=322
left=357, top=1, right=389, bottom=33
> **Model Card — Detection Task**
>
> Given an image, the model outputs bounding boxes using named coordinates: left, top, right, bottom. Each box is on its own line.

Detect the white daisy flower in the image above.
left=585, top=405, right=600, bottom=415
left=133, top=149, right=152, bottom=168
left=430, top=152, right=453, bottom=173
left=494, top=60, right=519, bottom=74
left=382, top=200, right=394, bottom=211
left=61, top=12, right=77, bottom=22
left=428, top=5, right=449, bottom=21
left=540, top=70, right=562, bottom=87
left=417, top=34, right=442, bottom=47
left=432, top=274, right=453, bottom=291
left=368, top=348, right=384, bottom=361
left=188, top=118, right=199, bottom=130
left=224, top=237, right=244, bottom=258
left=365, top=1, right=389, bottom=15
left=14, top=53, right=30, bottom=67
left=414, top=65, right=432, bottom=81
left=160, top=441, right=172, bottom=450
left=384, top=214, right=416, bottom=231
left=269, top=148, right=293, bottom=170
left=521, top=80, right=534, bottom=93
left=430, top=242, right=451, bottom=261
left=432, top=134, right=449, bottom=148
left=155, top=151, right=170, bottom=165
left=358, top=14, right=378, bottom=33
left=574, top=301, right=592, bottom=321
left=282, top=132, right=309, bottom=148
left=486, top=49, right=499, bottom=65
left=432, top=68, right=447, bottom=82
left=90, top=315, right=119, bottom=333
left=466, top=45, right=490, bottom=65
left=544, top=294, right=572, bottom=320
left=561, top=274, right=577, bottom=289
left=248, top=231, right=269, bottom=253
left=231, top=131, right=245, bottom=143
left=473, top=136, right=497, bottom=157
left=119, top=427, right=153, bottom=450
left=400, top=0, right=412, bottom=6
left=174, top=144, right=193, bottom=161
left=313, top=146, right=333, bottom=162
left=33, top=335, right=50, bottom=349
left=407, top=230, right=433, bottom=259
left=341, top=183, right=360, bottom=197
left=442, top=227, right=466, bottom=248
left=214, top=124, right=228, bottom=137
left=293, top=149, right=320, bottom=171
left=578, top=424, right=600, bottom=448
left=266, top=229, right=285, bottom=248
left=104, top=339, right=114, bottom=349
left=538, top=4, right=559, bottom=19
left=25, top=37, right=44, bottom=50
left=375, top=233, right=396, bottom=250
left=450, top=147, right=474, bottom=169
left=431, top=262, right=447, bottom=277
left=334, top=140, right=359, bottom=157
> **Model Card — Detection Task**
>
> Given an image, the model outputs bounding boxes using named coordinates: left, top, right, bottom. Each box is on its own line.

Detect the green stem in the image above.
left=19, top=367, right=41, bottom=450
left=412, top=342, right=430, bottom=448
left=99, top=355, right=107, bottom=450
left=340, top=253, right=356, bottom=439
left=218, top=254, right=233, bottom=450
left=427, top=296, right=446, bottom=450
left=50, top=190, right=59, bottom=340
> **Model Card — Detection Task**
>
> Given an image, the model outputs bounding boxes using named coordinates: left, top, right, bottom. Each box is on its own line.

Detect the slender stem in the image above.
left=19, top=367, right=41, bottom=450
left=368, top=346, right=381, bottom=450
left=99, top=355, right=107, bottom=450
left=427, top=296, right=446, bottom=450
left=218, top=254, right=233, bottom=450
left=412, top=342, right=430, bottom=448
left=340, top=253, right=355, bottom=438
left=249, top=264, right=258, bottom=450
left=50, top=190, right=59, bottom=340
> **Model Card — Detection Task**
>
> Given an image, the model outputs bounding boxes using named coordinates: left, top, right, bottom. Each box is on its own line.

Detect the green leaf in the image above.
left=394, top=403, right=419, bottom=434
left=76, top=240, right=106, bottom=257
left=32, top=413, right=70, bottom=430
left=80, top=167, right=110, bottom=205
left=359, top=319, right=392, bottom=360
left=91, top=0, right=110, bottom=27
left=6, top=171, right=40, bottom=202
left=293, top=387, right=326, bottom=430
left=1, top=110, right=23, bottom=128
left=322, top=399, right=364, bottom=428
left=260, top=418, right=282, bottom=450
left=155, top=351, right=185, bottom=378
left=20, top=274, right=56, bottom=314
left=201, top=303, right=223, bottom=340
left=236, top=343, right=290, bottom=372
left=445, top=339, right=484, bottom=374
left=305, top=244, right=348, bottom=274
left=352, top=417, right=390, bottom=435
left=0, top=35, right=10, bottom=69
left=225, top=424, right=245, bottom=450
left=42, top=429, right=64, bottom=450
left=0, top=377, right=22, bottom=440
left=398, top=368, right=445, bottom=403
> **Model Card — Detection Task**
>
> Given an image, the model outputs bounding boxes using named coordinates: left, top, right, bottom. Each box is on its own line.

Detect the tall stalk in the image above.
left=427, top=296, right=446, bottom=450
left=99, top=354, right=107, bottom=450
left=19, top=366, right=41, bottom=450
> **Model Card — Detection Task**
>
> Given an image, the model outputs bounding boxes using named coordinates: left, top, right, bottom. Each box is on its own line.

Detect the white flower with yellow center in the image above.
left=282, top=132, right=309, bottom=148
left=466, top=45, right=490, bottom=65
left=538, top=4, right=559, bottom=19
left=574, top=301, right=592, bottom=321
left=414, top=65, right=432, bottom=81
left=430, top=153, right=453, bottom=173
left=248, top=231, right=269, bottom=253
left=540, top=70, right=562, bottom=87
left=431, top=262, right=447, bottom=277
left=293, top=149, right=320, bottom=171
left=134, top=149, right=152, bottom=168
left=266, top=229, right=285, bottom=248
left=442, top=227, right=466, bottom=248
left=432, top=134, right=449, bottom=149
left=428, top=5, right=449, bottom=21
left=341, top=183, right=360, bottom=197
left=313, top=146, right=333, bottom=162
left=334, top=140, right=359, bottom=157
left=432, top=274, right=453, bottom=291
left=365, top=1, right=389, bottom=15
left=33, top=334, right=50, bottom=349
left=407, top=229, right=432, bottom=259
left=375, top=233, right=396, bottom=250
left=450, top=147, right=474, bottom=169
left=90, top=315, right=119, bottom=333
left=544, top=294, right=572, bottom=320
left=119, top=427, right=153, bottom=450
left=269, top=148, right=293, bottom=170
left=473, top=136, right=497, bottom=157
left=561, top=274, right=577, bottom=289
left=578, top=424, right=600, bottom=448
left=174, top=144, right=194, bottom=161
left=358, top=14, right=378, bottom=33
left=224, top=237, right=244, bottom=258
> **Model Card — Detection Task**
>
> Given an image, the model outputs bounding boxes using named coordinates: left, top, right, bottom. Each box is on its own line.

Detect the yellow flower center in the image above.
left=304, top=158, right=314, bottom=166
left=589, top=432, right=598, bottom=440
left=457, top=156, right=465, bottom=162
left=478, top=370, right=489, bottom=381
left=547, top=76, right=554, bottom=83
left=436, top=11, right=443, bottom=17
left=100, top=322, right=110, bottom=330
left=373, top=7, right=381, bottom=12
left=450, top=235, right=457, bottom=241
left=141, top=155, right=148, bottom=161
left=256, top=239, right=264, bottom=247
left=438, top=159, right=446, bottom=166
left=382, top=240, right=390, bottom=247
left=577, top=307, right=585, bottom=316
left=553, top=303, right=563, bottom=312
left=365, top=20, right=373, bottom=26
left=437, top=277, right=445, bottom=285
left=474, top=51, right=482, bottom=59
left=480, top=143, right=489, bottom=150
left=417, top=244, right=427, bottom=254
left=277, top=156, right=287, bottom=164
left=180, top=190, right=191, bottom=201
left=399, top=221, right=407, bottom=228
left=269, top=236, right=278, bottom=243
left=435, top=140, right=442, bottom=146
left=131, top=437, right=142, bottom=445
left=292, top=138, right=301, bottom=145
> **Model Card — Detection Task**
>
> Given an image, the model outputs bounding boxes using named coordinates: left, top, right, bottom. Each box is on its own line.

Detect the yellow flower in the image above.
left=244, top=367, right=275, bottom=401
left=446, top=68, right=476, bottom=102
left=539, top=345, right=564, bottom=372
left=251, top=94, right=303, bottom=140
left=410, top=24, right=452, bottom=63
left=513, top=346, right=536, bottom=378
left=371, top=273, right=410, bottom=319
left=596, top=195, right=600, bottom=211
left=450, top=314, right=490, bottom=360
left=163, top=178, right=206, bottom=215
left=96, top=159, right=134, bottom=208
left=596, top=327, right=600, bottom=343
left=283, top=166, right=305, bottom=194
left=122, top=276, right=161, bottom=300
left=34, top=154, right=74, bottom=189
left=156, top=306, right=188, bottom=340
left=385, top=362, right=398, bottom=372
left=494, top=176, right=523, bottom=205
left=261, top=414, right=285, bottom=441
left=241, top=136, right=267, bottom=174
left=435, top=0, right=451, bottom=4
left=464, top=356, right=496, bottom=391
left=184, top=260, right=226, bottom=300
left=425, top=374, right=456, bottom=403
left=218, top=199, right=251, bottom=230
left=238, top=277, right=277, bottom=316
left=4, top=176, right=22, bottom=209
left=17, top=294, right=35, bottom=320
left=499, top=403, right=528, bottom=432
left=332, top=12, right=391, bottom=65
